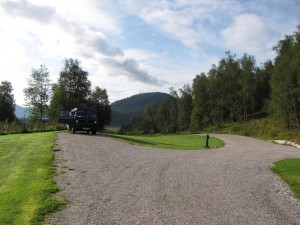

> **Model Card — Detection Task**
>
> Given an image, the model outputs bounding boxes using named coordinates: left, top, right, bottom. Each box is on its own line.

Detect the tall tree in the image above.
left=190, top=73, right=210, bottom=131
left=48, top=83, right=68, bottom=120
left=24, top=65, right=51, bottom=131
left=178, top=84, right=193, bottom=131
left=256, top=60, right=273, bottom=112
left=157, top=101, right=170, bottom=133
left=239, top=53, right=257, bottom=122
left=166, top=87, right=179, bottom=132
left=218, top=52, right=241, bottom=122
left=49, top=58, right=91, bottom=118
left=270, top=26, right=300, bottom=131
left=144, top=103, right=159, bottom=133
left=88, top=86, right=111, bottom=131
left=0, top=81, right=15, bottom=122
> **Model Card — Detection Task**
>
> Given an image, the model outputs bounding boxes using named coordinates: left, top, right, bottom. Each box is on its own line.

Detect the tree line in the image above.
left=1, top=25, right=299, bottom=134
left=0, top=58, right=111, bottom=133
left=120, top=25, right=300, bottom=134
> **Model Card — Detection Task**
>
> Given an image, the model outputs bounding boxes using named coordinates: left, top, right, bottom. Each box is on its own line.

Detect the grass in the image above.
left=0, top=132, right=64, bottom=225
left=108, top=133, right=224, bottom=150
left=272, top=158, right=300, bottom=200
left=204, top=118, right=300, bottom=144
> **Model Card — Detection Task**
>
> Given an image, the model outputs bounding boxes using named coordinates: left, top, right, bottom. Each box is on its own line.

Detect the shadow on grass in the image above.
left=106, top=134, right=207, bottom=150
left=112, top=135, right=180, bottom=147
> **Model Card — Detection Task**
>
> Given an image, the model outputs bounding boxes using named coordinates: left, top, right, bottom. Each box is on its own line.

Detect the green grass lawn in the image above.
left=108, top=134, right=224, bottom=150
left=272, top=158, right=300, bottom=200
left=0, top=132, right=64, bottom=225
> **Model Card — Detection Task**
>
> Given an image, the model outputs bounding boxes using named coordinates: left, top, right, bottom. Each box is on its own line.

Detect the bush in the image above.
left=0, top=119, right=66, bottom=135
left=0, top=120, right=25, bottom=134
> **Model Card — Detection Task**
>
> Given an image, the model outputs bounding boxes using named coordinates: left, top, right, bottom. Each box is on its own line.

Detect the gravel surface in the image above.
left=47, top=133, right=300, bottom=225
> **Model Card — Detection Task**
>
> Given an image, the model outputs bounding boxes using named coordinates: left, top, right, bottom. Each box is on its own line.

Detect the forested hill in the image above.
left=15, top=105, right=29, bottom=118
left=111, top=92, right=170, bottom=126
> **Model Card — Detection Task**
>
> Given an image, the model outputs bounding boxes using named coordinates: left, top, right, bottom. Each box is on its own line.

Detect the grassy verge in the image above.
left=204, top=118, right=300, bottom=144
left=108, top=134, right=224, bottom=150
left=272, top=158, right=300, bottom=200
left=0, top=132, right=64, bottom=225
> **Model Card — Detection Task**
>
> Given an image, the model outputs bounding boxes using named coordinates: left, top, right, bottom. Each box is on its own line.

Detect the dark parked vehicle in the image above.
left=58, top=108, right=98, bottom=134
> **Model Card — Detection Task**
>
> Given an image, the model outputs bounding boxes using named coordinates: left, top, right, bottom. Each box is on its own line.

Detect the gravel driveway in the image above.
left=47, top=133, right=300, bottom=225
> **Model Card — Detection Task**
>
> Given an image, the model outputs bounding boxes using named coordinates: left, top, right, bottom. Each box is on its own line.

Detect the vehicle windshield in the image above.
left=75, top=111, right=96, bottom=118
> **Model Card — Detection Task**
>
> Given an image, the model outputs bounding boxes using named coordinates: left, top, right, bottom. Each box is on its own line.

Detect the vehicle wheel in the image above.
left=71, top=128, right=76, bottom=134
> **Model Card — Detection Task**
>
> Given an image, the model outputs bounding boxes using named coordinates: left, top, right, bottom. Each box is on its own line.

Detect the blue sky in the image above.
left=0, top=0, right=299, bottom=106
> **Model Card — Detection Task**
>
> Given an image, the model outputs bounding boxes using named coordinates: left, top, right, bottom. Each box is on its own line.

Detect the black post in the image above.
left=206, top=134, right=209, bottom=148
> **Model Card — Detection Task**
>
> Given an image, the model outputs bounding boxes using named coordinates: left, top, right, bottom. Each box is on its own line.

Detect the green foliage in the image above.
left=190, top=73, right=209, bottom=131
left=49, top=59, right=111, bottom=130
left=269, top=27, right=300, bottom=131
left=23, top=65, right=51, bottom=131
left=0, top=81, right=16, bottom=122
left=113, top=92, right=170, bottom=108
left=204, top=117, right=300, bottom=144
left=0, top=132, right=64, bottom=225
left=117, top=25, right=300, bottom=136
left=255, top=60, right=273, bottom=111
left=49, top=58, right=91, bottom=119
left=111, top=92, right=170, bottom=126
left=88, top=86, right=112, bottom=131
left=109, top=133, right=224, bottom=150
left=121, top=49, right=274, bottom=134
left=272, top=158, right=300, bottom=199
left=193, top=51, right=268, bottom=129
left=0, top=119, right=27, bottom=134
left=144, top=103, right=159, bottom=133
left=178, top=85, right=193, bottom=131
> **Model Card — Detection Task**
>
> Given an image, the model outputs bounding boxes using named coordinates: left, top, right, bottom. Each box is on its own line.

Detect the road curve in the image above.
left=47, top=133, right=300, bottom=225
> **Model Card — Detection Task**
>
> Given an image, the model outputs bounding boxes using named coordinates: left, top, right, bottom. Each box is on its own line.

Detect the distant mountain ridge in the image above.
left=14, top=92, right=170, bottom=123
left=111, top=92, right=170, bottom=126
left=15, top=105, right=29, bottom=118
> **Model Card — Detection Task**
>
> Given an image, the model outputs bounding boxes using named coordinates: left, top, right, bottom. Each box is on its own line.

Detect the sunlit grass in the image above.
left=0, top=132, right=64, bottom=225
left=272, top=158, right=300, bottom=200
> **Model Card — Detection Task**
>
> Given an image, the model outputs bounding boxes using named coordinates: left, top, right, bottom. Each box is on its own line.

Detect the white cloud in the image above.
left=0, top=0, right=299, bottom=106
left=2, top=0, right=55, bottom=23
left=31, top=0, right=121, bottom=34
left=0, top=0, right=165, bottom=105
left=117, top=0, right=244, bottom=49
left=143, top=9, right=200, bottom=48
left=221, top=14, right=272, bottom=55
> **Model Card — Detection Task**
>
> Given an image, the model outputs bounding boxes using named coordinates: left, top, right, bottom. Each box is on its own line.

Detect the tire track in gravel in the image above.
left=47, top=133, right=300, bottom=225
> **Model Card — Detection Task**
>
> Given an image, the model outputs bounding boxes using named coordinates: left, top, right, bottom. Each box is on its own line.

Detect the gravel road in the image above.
left=47, top=133, right=300, bottom=225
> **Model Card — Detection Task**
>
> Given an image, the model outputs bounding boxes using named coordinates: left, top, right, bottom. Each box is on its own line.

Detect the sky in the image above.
left=0, top=0, right=299, bottom=106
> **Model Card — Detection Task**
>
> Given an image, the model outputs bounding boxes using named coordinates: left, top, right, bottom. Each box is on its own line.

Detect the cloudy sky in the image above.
left=0, top=0, right=299, bottom=106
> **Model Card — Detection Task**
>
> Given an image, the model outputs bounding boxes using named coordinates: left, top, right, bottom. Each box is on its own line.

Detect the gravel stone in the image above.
left=47, top=133, right=300, bottom=225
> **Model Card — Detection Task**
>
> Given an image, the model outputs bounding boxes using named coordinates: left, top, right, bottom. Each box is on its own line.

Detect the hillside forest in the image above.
left=119, top=26, right=300, bottom=134
left=0, top=26, right=299, bottom=134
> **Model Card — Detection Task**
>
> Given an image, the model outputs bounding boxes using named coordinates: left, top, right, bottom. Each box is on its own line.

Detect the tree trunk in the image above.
left=218, top=102, right=221, bottom=129
left=291, top=93, right=300, bottom=132
left=252, top=107, right=255, bottom=126
left=243, top=106, right=247, bottom=122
